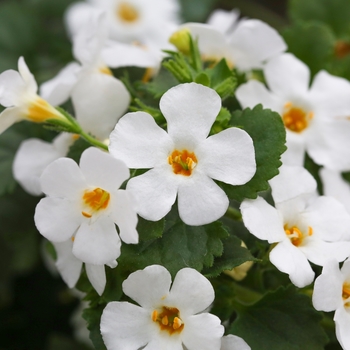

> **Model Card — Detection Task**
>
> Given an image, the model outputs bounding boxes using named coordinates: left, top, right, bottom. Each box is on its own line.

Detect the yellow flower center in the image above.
left=99, top=65, right=113, bottom=76
left=343, top=283, right=350, bottom=307
left=81, top=187, right=110, bottom=218
left=27, top=96, right=66, bottom=123
left=282, top=102, right=313, bottom=133
left=168, top=150, right=197, bottom=176
left=284, top=224, right=313, bottom=247
left=116, top=2, right=139, bottom=23
left=152, top=307, right=184, bottom=335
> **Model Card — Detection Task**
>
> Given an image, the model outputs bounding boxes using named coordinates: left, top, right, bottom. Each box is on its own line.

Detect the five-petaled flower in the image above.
left=109, top=82, right=256, bottom=226
left=34, top=146, right=138, bottom=270
left=100, top=264, right=224, bottom=350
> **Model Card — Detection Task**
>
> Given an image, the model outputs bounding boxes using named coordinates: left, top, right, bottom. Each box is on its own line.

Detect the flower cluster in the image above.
left=2, top=0, right=350, bottom=349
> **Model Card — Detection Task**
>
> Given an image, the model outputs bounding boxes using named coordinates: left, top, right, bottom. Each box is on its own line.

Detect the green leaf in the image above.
left=229, top=285, right=328, bottom=350
left=137, top=217, right=165, bottom=241
left=222, top=105, right=286, bottom=202
left=282, top=22, right=335, bottom=77
left=202, top=234, right=258, bottom=277
left=83, top=304, right=107, bottom=350
left=289, top=0, right=350, bottom=38
left=66, top=137, right=91, bottom=164
left=206, top=59, right=237, bottom=99
left=119, top=219, right=229, bottom=278
left=194, top=72, right=210, bottom=86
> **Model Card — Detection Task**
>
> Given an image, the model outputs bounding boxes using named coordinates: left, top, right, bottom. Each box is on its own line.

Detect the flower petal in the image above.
left=264, top=53, right=310, bottom=97
left=0, top=107, right=23, bottom=135
left=334, top=307, right=350, bottom=350
left=240, top=197, right=286, bottom=243
left=34, top=197, right=81, bottom=242
left=229, top=19, right=287, bottom=71
left=269, top=165, right=317, bottom=204
left=102, top=42, right=159, bottom=68
left=13, top=138, right=63, bottom=196
left=221, top=335, right=251, bottom=350
left=312, top=259, right=343, bottom=312
left=40, top=157, right=86, bottom=198
left=85, top=263, right=106, bottom=296
left=197, top=127, right=256, bottom=185
left=182, top=313, right=224, bottom=350
left=126, top=167, right=178, bottom=221
left=18, top=57, right=37, bottom=94
left=72, top=73, right=130, bottom=140
left=167, top=268, right=214, bottom=317
left=110, top=190, right=138, bottom=244
left=79, top=147, right=130, bottom=191
left=160, top=83, right=221, bottom=144
left=109, top=111, right=173, bottom=169
left=122, top=265, right=172, bottom=309
left=72, top=217, right=121, bottom=265
left=300, top=240, right=350, bottom=266
left=177, top=172, right=229, bottom=226
left=302, top=196, right=350, bottom=241
left=320, top=168, right=350, bottom=213
left=40, top=62, right=80, bottom=106
left=269, top=240, right=315, bottom=288
left=207, top=9, right=240, bottom=34
left=235, top=80, right=283, bottom=111
left=0, top=70, right=26, bottom=107
left=53, top=240, right=82, bottom=288
left=101, top=301, right=152, bottom=350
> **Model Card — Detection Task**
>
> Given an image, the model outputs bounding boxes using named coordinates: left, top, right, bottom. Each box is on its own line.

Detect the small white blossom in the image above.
left=100, top=265, right=224, bottom=350
left=221, top=335, right=251, bottom=350
left=170, top=14, right=286, bottom=72
left=0, top=57, right=67, bottom=134
left=34, top=147, right=138, bottom=267
left=236, top=53, right=350, bottom=170
left=241, top=165, right=350, bottom=287
left=109, top=83, right=256, bottom=226
left=313, top=259, right=350, bottom=350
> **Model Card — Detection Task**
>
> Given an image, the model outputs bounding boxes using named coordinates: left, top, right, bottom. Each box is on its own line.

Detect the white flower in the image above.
left=0, top=57, right=67, bottom=134
left=170, top=15, right=286, bottom=72
left=109, top=83, right=256, bottom=226
left=34, top=147, right=138, bottom=267
left=41, top=13, right=138, bottom=141
left=236, top=53, right=350, bottom=170
left=240, top=165, right=350, bottom=288
left=221, top=335, right=251, bottom=350
left=313, top=259, right=350, bottom=350
left=100, top=264, right=224, bottom=350
left=65, top=0, right=180, bottom=49
left=13, top=133, right=76, bottom=196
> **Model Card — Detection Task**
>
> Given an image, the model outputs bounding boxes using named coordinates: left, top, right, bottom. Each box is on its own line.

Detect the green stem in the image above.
left=225, top=206, right=242, bottom=221
left=79, top=131, right=109, bottom=151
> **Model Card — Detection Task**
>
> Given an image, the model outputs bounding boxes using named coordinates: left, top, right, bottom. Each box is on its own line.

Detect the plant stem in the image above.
left=225, top=206, right=242, bottom=221
left=79, top=131, right=109, bottom=151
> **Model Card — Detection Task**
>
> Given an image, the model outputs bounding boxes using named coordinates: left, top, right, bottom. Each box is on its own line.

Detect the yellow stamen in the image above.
left=117, top=2, right=139, bottom=23
left=152, top=306, right=184, bottom=335
left=168, top=150, right=197, bottom=176
left=284, top=224, right=310, bottom=247
left=81, top=188, right=110, bottom=218
left=173, top=317, right=182, bottom=330
left=282, top=103, right=313, bottom=133
left=152, top=310, right=158, bottom=322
